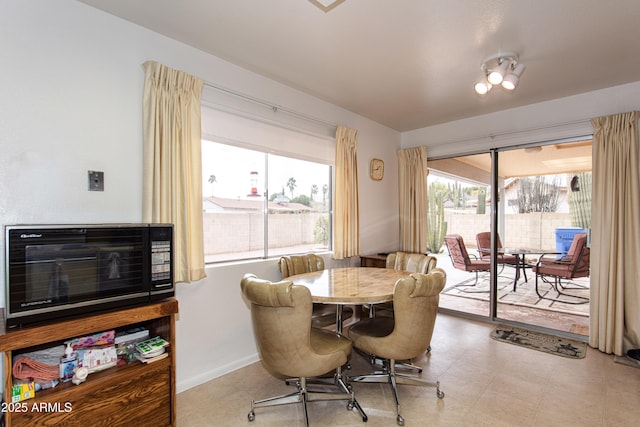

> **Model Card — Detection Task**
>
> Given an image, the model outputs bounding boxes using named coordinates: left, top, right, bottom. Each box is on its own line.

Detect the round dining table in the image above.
left=481, top=247, right=561, bottom=291
left=286, top=266, right=413, bottom=305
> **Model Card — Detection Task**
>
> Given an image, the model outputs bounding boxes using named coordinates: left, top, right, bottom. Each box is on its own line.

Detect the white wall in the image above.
left=0, top=0, right=400, bottom=393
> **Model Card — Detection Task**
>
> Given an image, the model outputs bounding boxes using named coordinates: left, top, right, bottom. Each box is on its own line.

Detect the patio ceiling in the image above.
left=429, top=139, right=592, bottom=184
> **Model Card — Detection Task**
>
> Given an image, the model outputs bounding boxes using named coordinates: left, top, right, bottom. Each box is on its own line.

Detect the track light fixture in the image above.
left=474, top=52, right=526, bottom=95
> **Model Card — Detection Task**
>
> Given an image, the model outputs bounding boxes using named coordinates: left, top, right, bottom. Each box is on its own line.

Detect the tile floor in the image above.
left=176, top=314, right=640, bottom=426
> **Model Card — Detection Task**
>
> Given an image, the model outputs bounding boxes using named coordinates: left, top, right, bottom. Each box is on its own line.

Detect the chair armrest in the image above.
left=477, top=248, right=490, bottom=256
left=535, top=254, right=569, bottom=267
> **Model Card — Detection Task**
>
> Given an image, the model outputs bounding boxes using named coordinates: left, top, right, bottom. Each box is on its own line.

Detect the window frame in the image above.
left=202, top=138, right=334, bottom=264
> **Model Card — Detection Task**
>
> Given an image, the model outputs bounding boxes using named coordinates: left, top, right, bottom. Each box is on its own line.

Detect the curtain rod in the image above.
left=203, top=82, right=338, bottom=129
left=428, top=118, right=592, bottom=148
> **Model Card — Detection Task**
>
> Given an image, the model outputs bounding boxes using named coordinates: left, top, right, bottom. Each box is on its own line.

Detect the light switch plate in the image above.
left=88, top=171, right=104, bottom=191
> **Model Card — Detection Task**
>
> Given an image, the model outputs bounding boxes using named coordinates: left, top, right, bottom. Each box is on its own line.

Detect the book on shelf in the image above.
left=135, top=351, right=169, bottom=364
left=135, top=336, right=170, bottom=356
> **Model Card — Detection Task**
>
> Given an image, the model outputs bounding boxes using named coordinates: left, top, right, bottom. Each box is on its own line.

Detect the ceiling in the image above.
left=456, top=139, right=593, bottom=179
left=78, top=0, right=640, bottom=132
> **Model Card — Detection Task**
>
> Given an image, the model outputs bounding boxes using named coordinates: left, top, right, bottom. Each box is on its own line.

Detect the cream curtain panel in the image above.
left=142, top=61, right=206, bottom=283
left=334, top=125, right=360, bottom=259
left=397, top=146, right=428, bottom=253
left=589, top=111, right=640, bottom=355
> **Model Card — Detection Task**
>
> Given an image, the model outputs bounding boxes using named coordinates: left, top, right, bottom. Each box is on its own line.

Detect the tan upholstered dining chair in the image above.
left=240, top=273, right=356, bottom=426
left=279, top=254, right=353, bottom=328
left=368, top=251, right=439, bottom=368
left=386, top=251, right=437, bottom=274
left=369, top=251, right=437, bottom=319
left=348, top=269, right=447, bottom=426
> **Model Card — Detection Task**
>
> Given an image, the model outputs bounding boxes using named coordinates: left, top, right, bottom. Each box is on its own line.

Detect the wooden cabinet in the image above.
left=0, top=299, right=178, bottom=427
left=360, top=254, right=387, bottom=268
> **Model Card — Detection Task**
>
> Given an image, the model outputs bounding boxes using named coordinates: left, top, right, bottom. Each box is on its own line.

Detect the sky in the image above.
left=201, top=141, right=330, bottom=201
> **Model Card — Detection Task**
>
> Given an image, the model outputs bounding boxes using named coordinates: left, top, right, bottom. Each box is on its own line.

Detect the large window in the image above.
left=201, top=140, right=332, bottom=263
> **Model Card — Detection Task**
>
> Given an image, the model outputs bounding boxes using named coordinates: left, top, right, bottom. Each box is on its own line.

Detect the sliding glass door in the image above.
left=430, top=139, right=592, bottom=337
left=427, top=153, right=492, bottom=317
left=493, top=141, right=591, bottom=335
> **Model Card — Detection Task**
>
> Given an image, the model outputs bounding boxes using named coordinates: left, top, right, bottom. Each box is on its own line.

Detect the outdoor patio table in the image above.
left=483, top=248, right=561, bottom=291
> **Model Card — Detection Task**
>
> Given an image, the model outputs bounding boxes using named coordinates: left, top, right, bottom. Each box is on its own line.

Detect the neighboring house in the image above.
left=203, top=196, right=315, bottom=214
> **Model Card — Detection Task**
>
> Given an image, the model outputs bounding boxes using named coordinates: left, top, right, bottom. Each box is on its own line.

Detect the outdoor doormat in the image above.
left=490, top=326, right=587, bottom=359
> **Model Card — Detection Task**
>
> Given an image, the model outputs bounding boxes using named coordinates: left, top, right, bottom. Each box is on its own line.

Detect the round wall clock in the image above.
left=370, top=158, right=384, bottom=181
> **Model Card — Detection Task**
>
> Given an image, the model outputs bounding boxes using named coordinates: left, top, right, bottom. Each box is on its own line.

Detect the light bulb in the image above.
left=487, top=71, right=503, bottom=85
left=474, top=81, right=492, bottom=95
left=487, top=59, right=509, bottom=85
left=501, top=77, right=517, bottom=90
left=502, top=63, right=526, bottom=91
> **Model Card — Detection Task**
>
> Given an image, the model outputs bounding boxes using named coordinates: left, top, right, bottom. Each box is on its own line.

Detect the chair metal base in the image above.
left=284, top=364, right=368, bottom=422
left=249, top=377, right=356, bottom=426
left=356, top=330, right=431, bottom=375
left=454, top=271, right=490, bottom=293
left=350, top=359, right=444, bottom=426
left=535, top=274, right=589, bottom=304
left=368, top=353, right=423, bottom=374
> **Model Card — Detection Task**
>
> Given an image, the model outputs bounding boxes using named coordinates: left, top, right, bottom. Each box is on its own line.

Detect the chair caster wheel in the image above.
left=437, top=390, right=445, bottom=399
left=347, top=383, right=353, bottom=391
left=248, top=411, right=255, bottom=421
left=347, top=401, right=355, bottom=410
left=397, top=414, right=405, bottom=425
left=426, top=346, right=431, bottom=353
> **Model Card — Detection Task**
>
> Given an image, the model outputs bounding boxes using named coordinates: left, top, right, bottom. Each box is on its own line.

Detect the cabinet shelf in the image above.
left=1, top=299, right=178, bottom=427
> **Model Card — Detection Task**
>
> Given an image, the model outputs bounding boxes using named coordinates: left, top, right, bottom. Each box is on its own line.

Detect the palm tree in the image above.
left=322, top=184, right=328, bottom=208
left=310, top=184, right=318, bottom=201
left=286, top=177, right=297, bottom=198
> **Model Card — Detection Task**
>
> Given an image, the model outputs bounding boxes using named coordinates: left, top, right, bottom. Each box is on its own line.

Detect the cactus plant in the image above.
left=427, top=182, right=448, bottom=253
left=448, top=182, right=465, bottom=209
left=476, top=188, right=486, bottom=214
left=567, top=172, right=591, bottom=230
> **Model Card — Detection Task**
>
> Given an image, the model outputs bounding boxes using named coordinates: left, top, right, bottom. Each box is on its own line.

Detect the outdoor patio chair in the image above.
left=444, top=234, right=490, bottom=292
left=532, top=233, right=590, bottom=304
left=475, top=231, right=524, bottom=279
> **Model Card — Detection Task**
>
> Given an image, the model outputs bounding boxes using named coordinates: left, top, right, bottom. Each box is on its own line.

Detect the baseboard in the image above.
left=176, top=353, right=260, bottom=394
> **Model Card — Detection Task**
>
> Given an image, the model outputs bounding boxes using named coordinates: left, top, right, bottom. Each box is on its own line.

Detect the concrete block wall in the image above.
left=202, top=212, right=326, bottom=257
left=444, top=212, right=574, bottom=253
